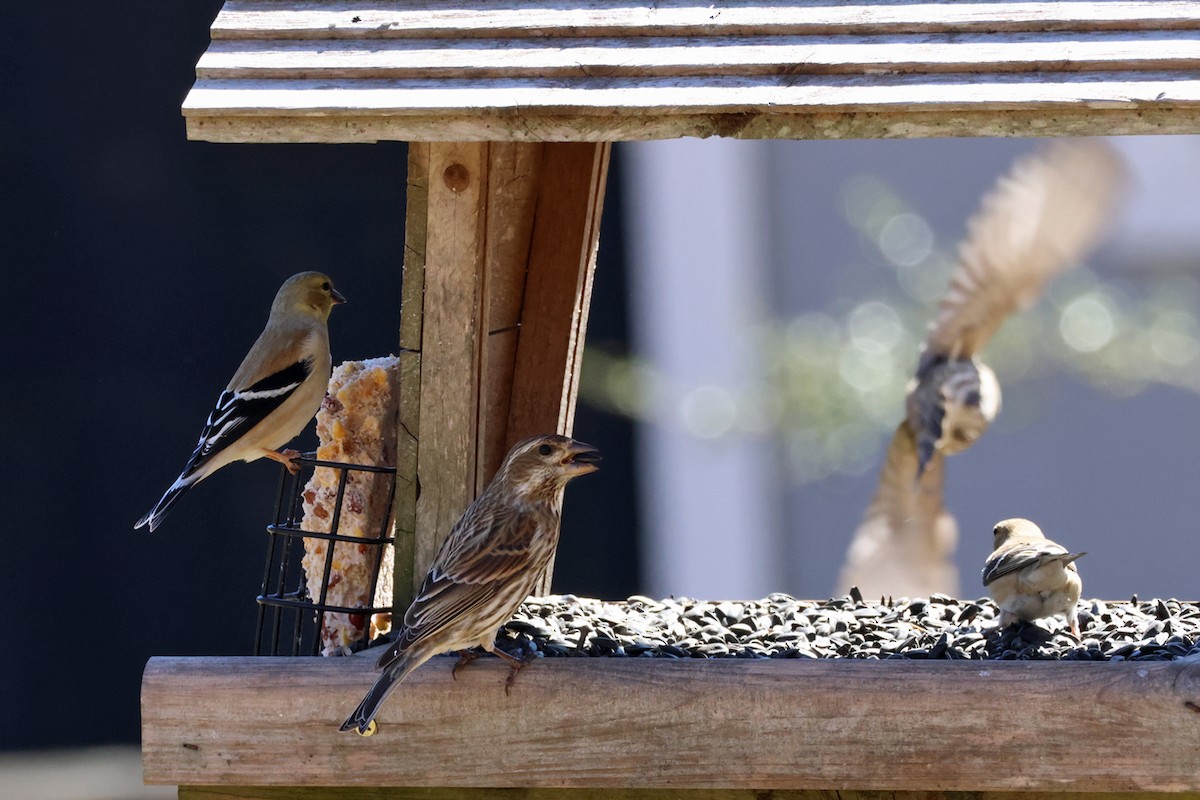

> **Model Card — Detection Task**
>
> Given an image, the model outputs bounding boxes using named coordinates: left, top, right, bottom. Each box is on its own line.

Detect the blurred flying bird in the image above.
left=982, top=517, right=1085, bottom=637
left=340, top=434, right=601, bottom=736
left=135, top=272, right=345, bottom=532
left=838, top=140, right=1124, bottom=599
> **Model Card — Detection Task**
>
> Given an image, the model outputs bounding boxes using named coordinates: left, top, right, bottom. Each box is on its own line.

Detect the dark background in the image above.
left=2, top=2, right=638, bottom=751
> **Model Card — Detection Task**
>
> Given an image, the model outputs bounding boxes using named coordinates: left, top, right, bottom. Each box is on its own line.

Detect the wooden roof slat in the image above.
left=211, top=0, right=1200, bottom=40
left=186, top=1, right=1200, bottom=141
left=197, top=31, right=1200, bottom=80
left=182, top=107, right=1200, bottom=144
left=185, top=71, right=1200, bottom=116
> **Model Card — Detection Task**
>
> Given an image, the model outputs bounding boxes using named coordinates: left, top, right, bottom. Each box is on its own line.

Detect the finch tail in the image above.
left=134, top=472, right=203, bottom=532
left=339, top=651, right=426, bottom=735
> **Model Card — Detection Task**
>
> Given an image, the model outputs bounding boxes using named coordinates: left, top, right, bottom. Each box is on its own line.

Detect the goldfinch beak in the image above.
left=563, top=442, right=601, bottom=475
left=331, top=288, right=348, bottom=305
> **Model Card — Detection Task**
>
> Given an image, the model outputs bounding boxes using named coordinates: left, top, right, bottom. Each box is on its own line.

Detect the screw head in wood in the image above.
left=443, top=163, right=471, bottom=192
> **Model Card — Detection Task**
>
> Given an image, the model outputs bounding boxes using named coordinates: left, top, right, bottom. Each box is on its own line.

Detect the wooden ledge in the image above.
left=142, top=655, right=1200, bottom=792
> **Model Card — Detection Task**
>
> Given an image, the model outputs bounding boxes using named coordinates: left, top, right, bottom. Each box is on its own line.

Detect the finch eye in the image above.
left=321, top=282, right=331, bottom=291
left=537, top=444, right=553, bottom=456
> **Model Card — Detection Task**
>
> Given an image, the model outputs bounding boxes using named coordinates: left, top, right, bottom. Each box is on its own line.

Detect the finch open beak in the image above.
left=331, top=288, right=348, bottom=305
left=563, top=441, right=601, bottom=475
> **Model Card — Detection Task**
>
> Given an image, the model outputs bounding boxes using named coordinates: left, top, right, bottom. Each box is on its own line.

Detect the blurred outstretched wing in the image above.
left=925, top=139, right=1126, bottom=359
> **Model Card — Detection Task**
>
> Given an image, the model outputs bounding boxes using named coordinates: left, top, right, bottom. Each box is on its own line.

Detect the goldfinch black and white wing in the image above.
left=135, top=272, right=343, bottom=532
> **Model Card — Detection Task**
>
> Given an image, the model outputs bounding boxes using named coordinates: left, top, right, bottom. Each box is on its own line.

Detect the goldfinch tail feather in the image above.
left=134, top=472, right=202, bottom=532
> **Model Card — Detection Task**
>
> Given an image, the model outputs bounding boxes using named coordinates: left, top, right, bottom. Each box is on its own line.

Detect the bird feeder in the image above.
left=143, top=2, right=1200, bottom=797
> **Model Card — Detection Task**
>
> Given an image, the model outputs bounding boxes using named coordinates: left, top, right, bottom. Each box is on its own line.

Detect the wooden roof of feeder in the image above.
left=147, top=3, right=1200, bottom=797
left=185, top=0, right=1200, bottom=143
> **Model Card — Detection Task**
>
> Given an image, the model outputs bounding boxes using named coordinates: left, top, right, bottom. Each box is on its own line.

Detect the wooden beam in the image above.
left=397, top=142, right=608, bottom=597
left=181, top=789, right=1200, bottom=800
left=142, top=656, right=1200, bottom=791
left=404, top=142, right=488, bottom=600
left=186, top=106, right=1200, bottom=144
left=183, top=72, right=1200, bottom=118
left=505, top=142, right=609, bottom=594
left=390, top=142, right=427, bottom=612
left=504, top=142, right=608, bottom=448
left=474, top=142, right=546, bottom=488
left=210, top=1, right=1200, bottom=40
left=187, top=1, right=1200, bottom=142
left=198, top=31, right=1200, bottom=80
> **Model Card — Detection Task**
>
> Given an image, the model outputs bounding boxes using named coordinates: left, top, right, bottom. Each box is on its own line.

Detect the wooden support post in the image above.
left=390, top=142, right=429, bottom=613
left=393, top=141, right=610, bottom=604
left=506, top=141, right=610, bottom=594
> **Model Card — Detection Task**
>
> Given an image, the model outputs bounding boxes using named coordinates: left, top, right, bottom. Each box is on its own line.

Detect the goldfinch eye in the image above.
left=537, top=444, right=553, bottom=456
left=321, top=282, right=331, bottom=291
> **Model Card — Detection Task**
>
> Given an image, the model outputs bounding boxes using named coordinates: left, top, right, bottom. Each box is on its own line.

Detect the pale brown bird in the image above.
left=340, top=434, right=600, bottom=736
left=982, top=518, right=1085, bottom=637
left=839, top=140, right=1124, bottom=599
left=136, top=272, right=345, bottom=532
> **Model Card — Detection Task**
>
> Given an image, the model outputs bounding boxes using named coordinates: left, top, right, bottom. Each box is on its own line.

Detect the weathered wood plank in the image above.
left=185, top=106, right=1200, bottom=144
left=143, top=656, right=1200, bottom=791
left=182, top=71, right=1200, bottom=117
left=210, top=0, right=1200, bottom=40
left=505, top=143, right=607, bottom=447
left=411, top=142, right=488, bottom=596
left=180, top=788, right=1200, bottom=800
left=402, top=142, right=604, bottom=593
left=505, top=142, right=609, bottom=594
left=197, top=31, right=1200, bottom=80
left=475, top=142, right=545, bottom=490
left=390, top=142, right=426, bottom=613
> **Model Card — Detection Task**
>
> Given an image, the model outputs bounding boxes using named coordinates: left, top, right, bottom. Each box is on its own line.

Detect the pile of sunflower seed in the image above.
left=495, top=592, right=1200, bottom=661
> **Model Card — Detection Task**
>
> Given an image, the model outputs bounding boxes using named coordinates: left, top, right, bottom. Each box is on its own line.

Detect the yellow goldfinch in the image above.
left=838, top=140, right=1124, bottom=599
left=135, top=272, right=345, bottom=532
left=982, top=518, right=1086, bottom=637
left=340, top=435, right=601, bottom=736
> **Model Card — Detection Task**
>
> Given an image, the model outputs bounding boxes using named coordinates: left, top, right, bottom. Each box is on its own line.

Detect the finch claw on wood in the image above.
left=451, top=649, right=482, bottom=680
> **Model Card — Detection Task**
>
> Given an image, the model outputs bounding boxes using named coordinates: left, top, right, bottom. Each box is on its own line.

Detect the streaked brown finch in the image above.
left=340, top=434, right=600, bottom=735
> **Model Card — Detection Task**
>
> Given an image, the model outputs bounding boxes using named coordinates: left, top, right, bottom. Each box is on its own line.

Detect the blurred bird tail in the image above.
left=1061, top=551, right=1087, bottom=565
left=133, top=473, right=200, bottom=532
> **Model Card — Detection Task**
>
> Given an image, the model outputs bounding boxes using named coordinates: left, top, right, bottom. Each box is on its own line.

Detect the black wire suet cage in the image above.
left=256, top=453, right=397, bottom=656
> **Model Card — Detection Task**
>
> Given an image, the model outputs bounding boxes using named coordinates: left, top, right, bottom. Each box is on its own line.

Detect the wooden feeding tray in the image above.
left=146, top=1, right=1200, bottom=796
